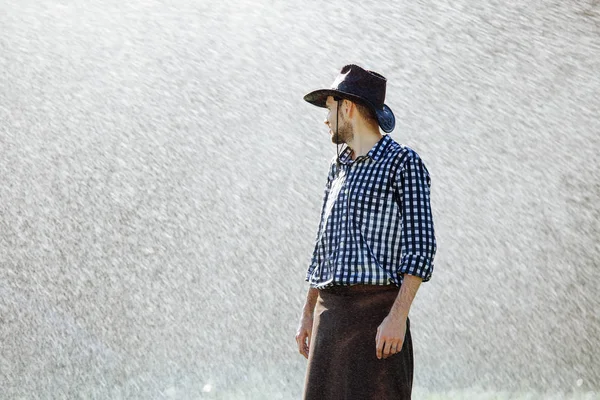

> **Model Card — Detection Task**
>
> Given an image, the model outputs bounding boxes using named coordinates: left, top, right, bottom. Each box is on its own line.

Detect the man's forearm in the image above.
left=389, top=274, right=422, bottom=320
left=302, top=287, right=319, bottom=316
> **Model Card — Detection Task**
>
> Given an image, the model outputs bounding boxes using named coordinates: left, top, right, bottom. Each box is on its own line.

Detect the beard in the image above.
left=331, top=118, right=353, bottom=145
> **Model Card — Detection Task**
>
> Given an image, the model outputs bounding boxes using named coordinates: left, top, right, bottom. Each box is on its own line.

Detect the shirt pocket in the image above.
left=353, top=187, right=390, bottom=222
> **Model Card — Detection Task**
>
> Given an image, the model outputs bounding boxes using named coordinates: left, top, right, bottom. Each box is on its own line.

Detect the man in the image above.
left=295, top=64, right=437, bottom=400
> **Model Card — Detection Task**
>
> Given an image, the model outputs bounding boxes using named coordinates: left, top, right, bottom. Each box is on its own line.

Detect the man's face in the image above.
left=324, top=96, right=353, bottom=145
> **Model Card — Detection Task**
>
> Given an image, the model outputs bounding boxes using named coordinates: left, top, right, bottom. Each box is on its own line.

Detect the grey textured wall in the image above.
left=1, top=0, right=599, bottom=398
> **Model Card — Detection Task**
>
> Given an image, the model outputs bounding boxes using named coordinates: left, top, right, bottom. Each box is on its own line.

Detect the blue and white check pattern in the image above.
left=306, top=134, right=436, bottom=289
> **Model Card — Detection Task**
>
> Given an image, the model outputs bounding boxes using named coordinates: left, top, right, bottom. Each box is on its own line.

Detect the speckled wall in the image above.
left=1, top=0, right=599, bottom=398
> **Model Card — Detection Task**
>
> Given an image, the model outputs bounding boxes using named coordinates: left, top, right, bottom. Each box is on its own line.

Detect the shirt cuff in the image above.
left=305, top=268, right=315, bottom=283
left=398, top=254, right=434, bottom=282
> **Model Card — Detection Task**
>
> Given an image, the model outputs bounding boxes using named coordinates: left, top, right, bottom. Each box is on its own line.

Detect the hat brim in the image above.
left=303, top=89, right=395, bottom=133
left=376, top=104, right=395, bottom=133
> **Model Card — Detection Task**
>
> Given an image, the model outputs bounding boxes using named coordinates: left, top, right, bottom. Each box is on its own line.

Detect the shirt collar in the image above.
left=338, top=134, right=392, bottom=165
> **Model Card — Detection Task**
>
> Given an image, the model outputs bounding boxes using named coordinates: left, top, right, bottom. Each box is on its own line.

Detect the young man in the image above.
left=296, top=64, right=437, bottom=399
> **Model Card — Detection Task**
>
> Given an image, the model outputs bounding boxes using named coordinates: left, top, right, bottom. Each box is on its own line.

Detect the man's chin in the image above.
left=329, top=129, right=346, bottom=144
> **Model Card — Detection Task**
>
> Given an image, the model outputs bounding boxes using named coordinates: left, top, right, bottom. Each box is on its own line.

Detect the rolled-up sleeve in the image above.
left=396, top=152, right=437, bottom=282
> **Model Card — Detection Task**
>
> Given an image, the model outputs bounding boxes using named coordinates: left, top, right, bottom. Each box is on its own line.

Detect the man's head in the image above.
left=304, top=64, right=396, bottom=134
left=324, top=96, right=379, bottom=145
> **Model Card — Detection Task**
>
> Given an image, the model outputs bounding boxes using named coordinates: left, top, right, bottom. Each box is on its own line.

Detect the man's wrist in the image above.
left=302, top=305, right=315, bottom=317
left=388, top=305, right=409, bottom=321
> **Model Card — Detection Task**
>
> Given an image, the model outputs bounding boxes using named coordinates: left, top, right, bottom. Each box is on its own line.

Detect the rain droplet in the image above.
left=576, top=379, right=583, bottom=387
left=202, top=384, right=212, bottom=392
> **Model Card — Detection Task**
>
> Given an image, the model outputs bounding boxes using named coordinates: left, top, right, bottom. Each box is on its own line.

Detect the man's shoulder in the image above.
left=385, top=139, right=424, bottom=167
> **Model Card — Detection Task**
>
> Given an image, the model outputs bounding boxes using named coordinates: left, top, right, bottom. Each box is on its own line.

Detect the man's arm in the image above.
left=296, top=287, right=319, bottom=359
left=296, top=160, right=337, bottom=359
left=376, top=151, right=437, bottom=359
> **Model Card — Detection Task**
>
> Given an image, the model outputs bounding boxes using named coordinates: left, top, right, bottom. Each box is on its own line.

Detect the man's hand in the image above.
left=375, top=314, right=407, bottom=359
left=295, top=314, right=314, bottom=359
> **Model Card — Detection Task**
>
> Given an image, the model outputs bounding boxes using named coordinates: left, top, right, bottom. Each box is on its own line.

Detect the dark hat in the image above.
left=304, top=64, right=395, bottom=133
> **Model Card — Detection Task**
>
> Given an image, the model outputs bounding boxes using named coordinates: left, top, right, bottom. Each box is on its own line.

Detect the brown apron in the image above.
left=303, top=285, right=413, bottom=400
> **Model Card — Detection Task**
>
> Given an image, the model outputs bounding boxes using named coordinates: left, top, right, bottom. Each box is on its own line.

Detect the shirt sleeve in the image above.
left=395, top=151, right=437, bottom=282
left=305, top=159, right=338, bottom=282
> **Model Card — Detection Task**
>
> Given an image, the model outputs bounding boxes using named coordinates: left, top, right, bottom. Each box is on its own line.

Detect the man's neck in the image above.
left=348, top=128, right=383, bottom=160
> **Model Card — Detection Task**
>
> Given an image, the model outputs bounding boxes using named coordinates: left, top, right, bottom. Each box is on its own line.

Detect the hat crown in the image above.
left=330, top=64, right=387, bottom=109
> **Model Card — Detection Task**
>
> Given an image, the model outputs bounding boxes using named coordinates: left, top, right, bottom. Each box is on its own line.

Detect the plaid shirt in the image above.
left=306, top=134, right=436, bottom=289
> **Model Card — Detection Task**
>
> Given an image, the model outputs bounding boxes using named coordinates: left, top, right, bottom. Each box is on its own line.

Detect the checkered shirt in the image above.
left=306, top=134, right=437, bottom=288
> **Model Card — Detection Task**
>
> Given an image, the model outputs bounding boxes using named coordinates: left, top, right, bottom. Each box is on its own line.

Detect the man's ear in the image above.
left=344, top=100, right=355, bottom=119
